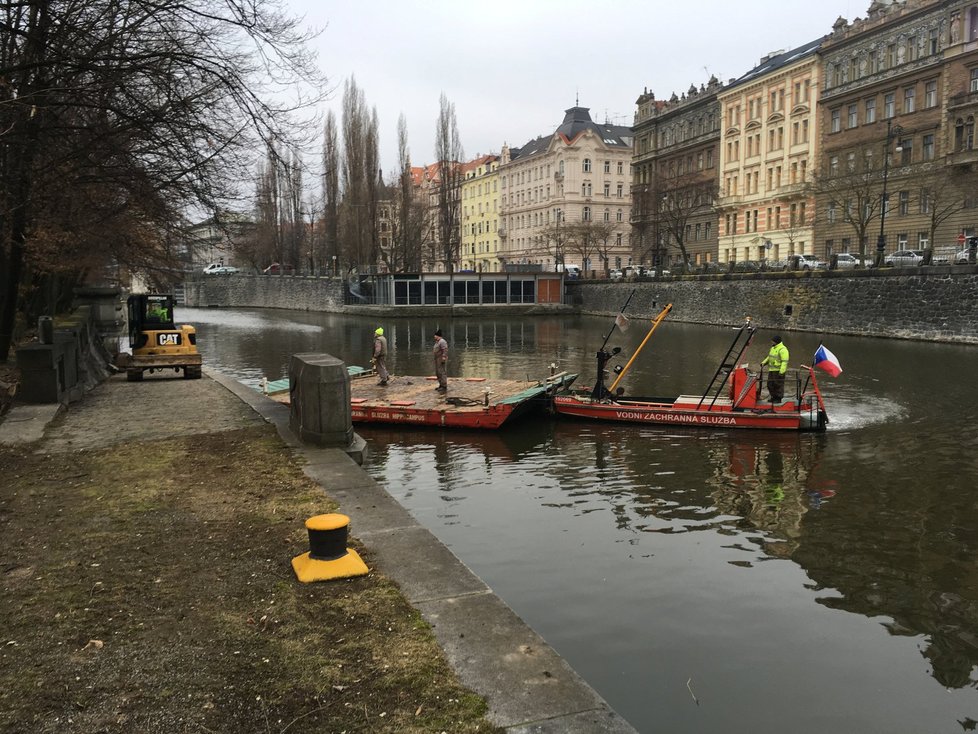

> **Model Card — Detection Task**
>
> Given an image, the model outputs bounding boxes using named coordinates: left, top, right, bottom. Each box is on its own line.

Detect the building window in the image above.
left=929, top=28, right=939, bottom=55
left=558, top=160, right=565, bottom=176
left=831, top=109, right=841, bottom=132
left=848, top=104, right=858, bottom=128
left=920, top=189, right=931, bottom=214
left=603, top=160, right=611, bottom=173
left=922, top=134, right=935, bottom=160
left=924, top=80, right=937, bottom=108
left=827, top=202, right=837, bottom=223
left=918, top=232, right=930, bottom=248
left=865, top=97, right=876, bottom=124
left=904, top=87, right=915, bottom=113
left=583, top=158, right=591, bottom=173
left=971, top=68, right=978, bottom=93
left=897, top=232, right=908, bottom=247
left=829, top=155, right=839, bottom=175
left=582, top=207, right=591, bottom=221
left=617, top=183, right=623, bottom=197
left=900, top=137, right=913, bottom=165
left=884, top=92, right=895, bottom=118
left=899, top=191, right=910, bottom=215
left=604, top=182, right=610, bottom=197
left=617, top=161, right=624, bottom=174
left=603, top=208, right=610, bottom=222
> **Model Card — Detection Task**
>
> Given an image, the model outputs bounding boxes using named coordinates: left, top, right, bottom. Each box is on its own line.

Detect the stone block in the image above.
left=288, top=353, right=354, bottom=448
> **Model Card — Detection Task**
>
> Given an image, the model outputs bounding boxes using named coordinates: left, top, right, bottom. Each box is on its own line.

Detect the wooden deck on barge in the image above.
left=263, top=371, right=576, bottom=430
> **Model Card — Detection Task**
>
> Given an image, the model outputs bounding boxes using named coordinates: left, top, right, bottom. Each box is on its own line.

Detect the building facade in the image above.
left=460, top=154, right=501, bottom=271
left=498, top=107, right=633, bottom=274
left=817, top=0, right=978, bottom=261
left=632, top=78, right=723, bottom=271
left=717, top=39, right=823, bottom=266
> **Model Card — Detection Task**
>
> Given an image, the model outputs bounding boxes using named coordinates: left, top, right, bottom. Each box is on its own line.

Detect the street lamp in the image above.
left=876, top=119, right=904, bottom=266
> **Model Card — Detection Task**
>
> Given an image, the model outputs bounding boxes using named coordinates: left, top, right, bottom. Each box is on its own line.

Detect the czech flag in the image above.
left=814, top=345, right=843, bottom=377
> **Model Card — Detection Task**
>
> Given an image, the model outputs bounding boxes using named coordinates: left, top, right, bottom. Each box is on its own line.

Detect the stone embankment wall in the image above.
left=183, top=276, right=345, bottom=311
left=570, top=268, right=978, bottom=343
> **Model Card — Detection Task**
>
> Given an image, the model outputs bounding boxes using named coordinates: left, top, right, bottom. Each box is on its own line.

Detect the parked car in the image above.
left=202, top=263, right=239, bottom=275
left=778, top=253, right=826, bottom=271
left=263, top=262, right=295, bottom=275
left=955, top=247, right=977, bottom=264
left=833, top=253, right=860, bottom=269
left=609, top=269, right=624, bottom=281
left=884, top=250, right=924, bottom=267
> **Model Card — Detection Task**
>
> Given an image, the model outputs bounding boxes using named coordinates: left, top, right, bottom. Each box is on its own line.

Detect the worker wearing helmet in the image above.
left=761, top=334, right=789, bottom=403
left=373, top=327, right=389, bottom=386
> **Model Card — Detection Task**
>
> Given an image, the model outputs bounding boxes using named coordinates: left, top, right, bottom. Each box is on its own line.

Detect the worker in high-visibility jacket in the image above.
left=761, top=335, right=789, bottom=403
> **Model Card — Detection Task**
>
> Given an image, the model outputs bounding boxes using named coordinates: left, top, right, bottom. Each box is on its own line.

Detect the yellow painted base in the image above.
left=291, top=549, right=369, bottom=583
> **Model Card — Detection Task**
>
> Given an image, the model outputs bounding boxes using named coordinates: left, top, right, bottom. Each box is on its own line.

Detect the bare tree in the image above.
left=322, top=111, right=340, bottom=276
left=810, top=153, right=886, bottom=262
left=916, top=165, right=978, bottom=251
left=537, top=213, right=569, bottom=271
left=0, top=0, right=326, bottom=359
left=659, top=174, right=719, bottom=271
left=564, top=219, right=609, bottom=275
left=434, top=93, right=463, bottom=272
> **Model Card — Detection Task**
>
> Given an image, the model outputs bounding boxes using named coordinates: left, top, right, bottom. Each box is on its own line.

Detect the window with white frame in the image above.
left=904, top=87, right=915, bottom=113
left=831, top=109, right=841, bottom=132
left=866, top=97, right=876, bottom=123
left=848, top=104, right=858, bottom=128
left=925, top=80, right=937, bottom=108
left=884, top=92, right=895, bottom=118
left=582, top=206, right=591, bottom=221
left=583, top=158, right=591, bottom=173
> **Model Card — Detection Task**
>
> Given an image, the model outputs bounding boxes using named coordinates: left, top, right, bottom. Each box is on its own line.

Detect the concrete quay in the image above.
left=0, top=368, right=637, bottom=734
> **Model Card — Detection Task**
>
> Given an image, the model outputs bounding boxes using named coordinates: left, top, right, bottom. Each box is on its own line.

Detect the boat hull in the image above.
left=553, top=395, right=825, bottom=431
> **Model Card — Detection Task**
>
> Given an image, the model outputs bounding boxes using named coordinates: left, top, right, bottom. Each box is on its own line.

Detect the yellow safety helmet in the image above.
left=375, top=327, right=384, bottom=336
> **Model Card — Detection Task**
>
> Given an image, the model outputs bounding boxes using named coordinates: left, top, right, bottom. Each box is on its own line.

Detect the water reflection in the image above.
left=193, top=307, right=978, bottom=732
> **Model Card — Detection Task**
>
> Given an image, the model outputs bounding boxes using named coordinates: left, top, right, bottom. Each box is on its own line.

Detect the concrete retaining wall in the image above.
left=570, top=267, right=978, bottom=343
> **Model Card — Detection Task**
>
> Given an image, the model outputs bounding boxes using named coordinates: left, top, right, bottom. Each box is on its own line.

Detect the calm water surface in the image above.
left=185, top=305, right=978, bottom=733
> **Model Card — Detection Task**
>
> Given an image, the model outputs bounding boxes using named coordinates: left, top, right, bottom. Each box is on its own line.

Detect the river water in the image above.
left=184, top=305, right=978, bottom=733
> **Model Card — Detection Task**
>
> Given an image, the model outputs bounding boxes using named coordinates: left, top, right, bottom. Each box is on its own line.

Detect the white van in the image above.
left=559, top=264, right=581, bottom=279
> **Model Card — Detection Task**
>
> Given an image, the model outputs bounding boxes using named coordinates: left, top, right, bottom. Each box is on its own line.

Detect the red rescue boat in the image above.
left=553, top=296, right=828, bottom=432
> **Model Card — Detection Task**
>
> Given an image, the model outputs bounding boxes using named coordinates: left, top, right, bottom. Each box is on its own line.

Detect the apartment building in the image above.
left=818, top=0, right=978, bottom=260
left=717, top=38, right=823, bottom=265
left=632, top=77, right=723, bottom=270
left=498, top=106, right=633, bottom=273
left=459, top=154, right=501, bottom=272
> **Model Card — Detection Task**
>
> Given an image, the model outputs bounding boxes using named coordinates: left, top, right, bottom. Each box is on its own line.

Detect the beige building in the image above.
left=499, top=106, right=633, bottom=274
left=717, top=39, right=823, bottom=265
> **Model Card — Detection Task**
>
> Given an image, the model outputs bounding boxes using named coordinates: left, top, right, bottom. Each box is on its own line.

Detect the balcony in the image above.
left=948, top=89, right=978, bottom=111
left=948, top=147, right=978, bottom=167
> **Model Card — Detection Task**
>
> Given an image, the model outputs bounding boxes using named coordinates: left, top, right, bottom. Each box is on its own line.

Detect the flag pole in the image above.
left=598, top=288, right=637, bottom=353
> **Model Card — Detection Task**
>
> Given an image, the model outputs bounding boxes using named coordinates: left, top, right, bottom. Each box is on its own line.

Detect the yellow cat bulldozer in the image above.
left=116, top=294, right=202, bottom=381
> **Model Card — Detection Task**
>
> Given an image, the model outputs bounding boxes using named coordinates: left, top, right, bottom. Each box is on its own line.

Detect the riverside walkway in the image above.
left=0, top=367, right=636, bottom=733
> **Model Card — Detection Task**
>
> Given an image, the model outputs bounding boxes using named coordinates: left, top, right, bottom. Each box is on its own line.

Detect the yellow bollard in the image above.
left=291, top=513, right=369, bottom=583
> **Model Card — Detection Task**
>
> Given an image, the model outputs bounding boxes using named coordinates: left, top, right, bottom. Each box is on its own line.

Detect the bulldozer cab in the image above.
left=128, top=294, right=175, bottom=345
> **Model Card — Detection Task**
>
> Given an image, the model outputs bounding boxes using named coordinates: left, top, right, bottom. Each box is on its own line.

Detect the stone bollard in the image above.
left=287, top=352, right=367, bottom=463
left=291, top=513, right=369, bottom=583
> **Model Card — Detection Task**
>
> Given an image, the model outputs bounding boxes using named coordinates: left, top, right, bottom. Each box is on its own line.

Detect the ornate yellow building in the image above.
left=460, top=154, right=501, bottom=271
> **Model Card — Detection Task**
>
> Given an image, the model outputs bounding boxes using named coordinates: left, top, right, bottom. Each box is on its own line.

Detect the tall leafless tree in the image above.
left=434, top=93, right=463, bottom=272
left=0, top=0, right=326, bottom=359
left=322, top=111, right=340, bottom=276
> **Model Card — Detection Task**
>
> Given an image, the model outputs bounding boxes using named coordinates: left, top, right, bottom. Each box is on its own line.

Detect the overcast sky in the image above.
left=295, top=0, right=863, bottom=176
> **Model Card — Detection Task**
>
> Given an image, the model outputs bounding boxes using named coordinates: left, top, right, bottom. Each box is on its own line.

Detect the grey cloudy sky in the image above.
left=294, top=0, right=863, bottom=175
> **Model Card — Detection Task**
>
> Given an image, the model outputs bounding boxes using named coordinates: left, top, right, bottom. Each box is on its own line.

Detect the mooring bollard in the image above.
left=291, top=513, right=369, bottom=583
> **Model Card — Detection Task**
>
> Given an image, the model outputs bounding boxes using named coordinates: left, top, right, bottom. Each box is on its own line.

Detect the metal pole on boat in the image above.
left=591, top=290, right=637, bottom=400
left=598, top=289, right=637, bottom=353
left=608, top=303, right=672, bottom=393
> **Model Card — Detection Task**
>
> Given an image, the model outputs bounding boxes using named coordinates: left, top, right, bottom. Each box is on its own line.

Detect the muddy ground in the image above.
left=0, top=375, right=499, bottom=733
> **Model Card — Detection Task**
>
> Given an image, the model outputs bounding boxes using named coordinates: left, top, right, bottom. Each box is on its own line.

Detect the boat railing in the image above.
left=756, top=366, right=819, bottom=408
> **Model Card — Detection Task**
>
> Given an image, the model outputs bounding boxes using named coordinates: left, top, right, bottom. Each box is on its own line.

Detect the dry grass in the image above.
left=0, top=425, right=500, bottom=734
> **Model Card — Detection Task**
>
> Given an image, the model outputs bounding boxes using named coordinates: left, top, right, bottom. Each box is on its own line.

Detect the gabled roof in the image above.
left=510, top=106, right=633, bottom=162
left=725, top=37, right=824, bottom=91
